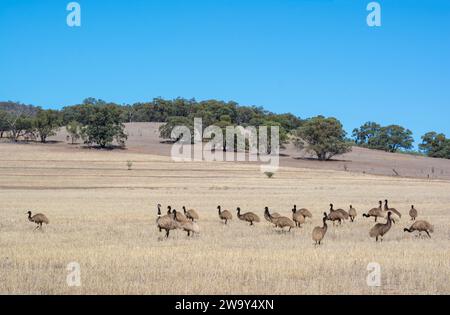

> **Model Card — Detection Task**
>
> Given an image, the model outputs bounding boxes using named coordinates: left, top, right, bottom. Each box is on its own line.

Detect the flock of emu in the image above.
left=153, top=199, right=434, bottom=244
left=26, top=199, right=434, bottom=245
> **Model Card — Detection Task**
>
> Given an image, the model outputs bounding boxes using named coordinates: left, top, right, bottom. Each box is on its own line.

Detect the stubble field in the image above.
left=0, top=143, right=449, bottom=294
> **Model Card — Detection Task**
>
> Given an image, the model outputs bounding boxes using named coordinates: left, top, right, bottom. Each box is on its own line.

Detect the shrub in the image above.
left=127, top=161, right=133, bottom=170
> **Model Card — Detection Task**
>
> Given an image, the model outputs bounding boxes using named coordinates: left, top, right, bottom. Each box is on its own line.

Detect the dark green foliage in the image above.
left=295, top=116, right=351, bottom=161
left=159, top=116, right=194, bottom=142
left=61, top=98, right=125, bottom=125
left=58, top=97, right=302, bottom=138
left=352, top=122, right=414, bottom=152
left=0, top=101, right=38, bottom=117
left=8, top=114, right=35, bottom=142
left=34, top=109, right=61, bottom=143
left=84, top=105, right=127, bottom=148
left=61, top=104, right=96, bottom=125
left=377, top=125, right=414, bottom=152
left=352, top=122, right=381, bottom=146
left=0, top=102, right=39, bottom=141
left=419, top=132, right=450, bottom=158
left=0, top=110, right=9, bottom=138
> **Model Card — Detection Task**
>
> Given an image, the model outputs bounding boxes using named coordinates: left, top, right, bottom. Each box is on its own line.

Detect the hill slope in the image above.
left=43, top=122, right=450, bottom=180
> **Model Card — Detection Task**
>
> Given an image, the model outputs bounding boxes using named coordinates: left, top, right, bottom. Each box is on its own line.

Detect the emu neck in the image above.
left=323, top=220, right=328, bottom=231
left=386, top=216, right=392, bottom=228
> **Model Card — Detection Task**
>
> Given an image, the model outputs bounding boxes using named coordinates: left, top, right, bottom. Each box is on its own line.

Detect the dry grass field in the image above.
left=0, top=143, right=449, bottom=295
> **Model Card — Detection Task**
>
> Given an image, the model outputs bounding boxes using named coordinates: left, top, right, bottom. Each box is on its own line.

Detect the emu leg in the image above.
left=165, top=230, right=170, bottom=238
left=426, top=231, right=431, bottom=238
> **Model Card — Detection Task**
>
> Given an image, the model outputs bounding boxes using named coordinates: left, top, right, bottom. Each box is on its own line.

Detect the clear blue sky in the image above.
left=1, top=0, right=449, bottom=144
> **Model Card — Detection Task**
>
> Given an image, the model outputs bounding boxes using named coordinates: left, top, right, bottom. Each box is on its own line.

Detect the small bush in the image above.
left=264, top=172, right=274, bottom=178
left=127, top=161, right=133, bottom=170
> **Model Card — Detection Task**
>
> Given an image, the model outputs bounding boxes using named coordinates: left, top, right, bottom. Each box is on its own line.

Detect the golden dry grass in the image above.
left=0, top=143, right=449, bottom=294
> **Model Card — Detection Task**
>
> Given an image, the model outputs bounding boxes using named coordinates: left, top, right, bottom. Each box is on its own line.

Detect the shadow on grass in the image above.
left=292, top=156, right=352, bottom=163
left=81, top=145, right=128, bottom=151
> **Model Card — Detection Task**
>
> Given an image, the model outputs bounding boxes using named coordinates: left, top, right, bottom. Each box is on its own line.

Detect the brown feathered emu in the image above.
left=156, top=204, right=180, bottom=238
left=369, top=211, right=394, bottom=242
left=265, top=207, right=295, bottom=231
left=312, top=212, right=328, bottom=246
left=183, top=206, right=199, bottom=222
left=27, top=211, right=49, bottom=230
left=363, top=201, right=384, bottom=222
left=409, top=205, right=418, bottom=221
left=236, top=207, right=260, bottom=226
left=404, top=220, right=434, bottom=238
left=217, top=205, right=232, bottom=224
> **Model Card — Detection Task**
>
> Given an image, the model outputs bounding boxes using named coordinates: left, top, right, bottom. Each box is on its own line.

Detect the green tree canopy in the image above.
left=159, top=116, right=194, bottom=142
left=352, top=122, right=381, bottom=146
left=294, top=116, right=351, bottom=161
left=34, top=109, right=61, bottom=143
left=378, top=125, right=414, bottom=152
left=419, top=132, right=450, bottom=158
left=8, top=115, right=34, bottom=142
left=352, top=122, right=414, bottom=152
left=0, top=110, right=9, bottom=138
left=66, top=120, right=83, bottom=144
left=84, top=105, right=127, bottom=148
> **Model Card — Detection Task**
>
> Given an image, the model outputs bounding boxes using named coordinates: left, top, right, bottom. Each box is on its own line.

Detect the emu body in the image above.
left=369, top=212, right=394, bottom=242
left=27, top=211, right=49, bottom=230
left=236, top=207, right=260, bottom=226
left=312, top=213, right=328, bottom=245
left=217, top=205, right=232, bottom=224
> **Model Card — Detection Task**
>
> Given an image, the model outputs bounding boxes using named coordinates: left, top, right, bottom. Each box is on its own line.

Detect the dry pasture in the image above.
left=0, top=143, right=449, bottom=294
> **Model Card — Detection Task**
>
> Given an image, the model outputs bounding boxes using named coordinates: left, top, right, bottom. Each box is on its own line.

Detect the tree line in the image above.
left=1, top=99, right=449, bottom=160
